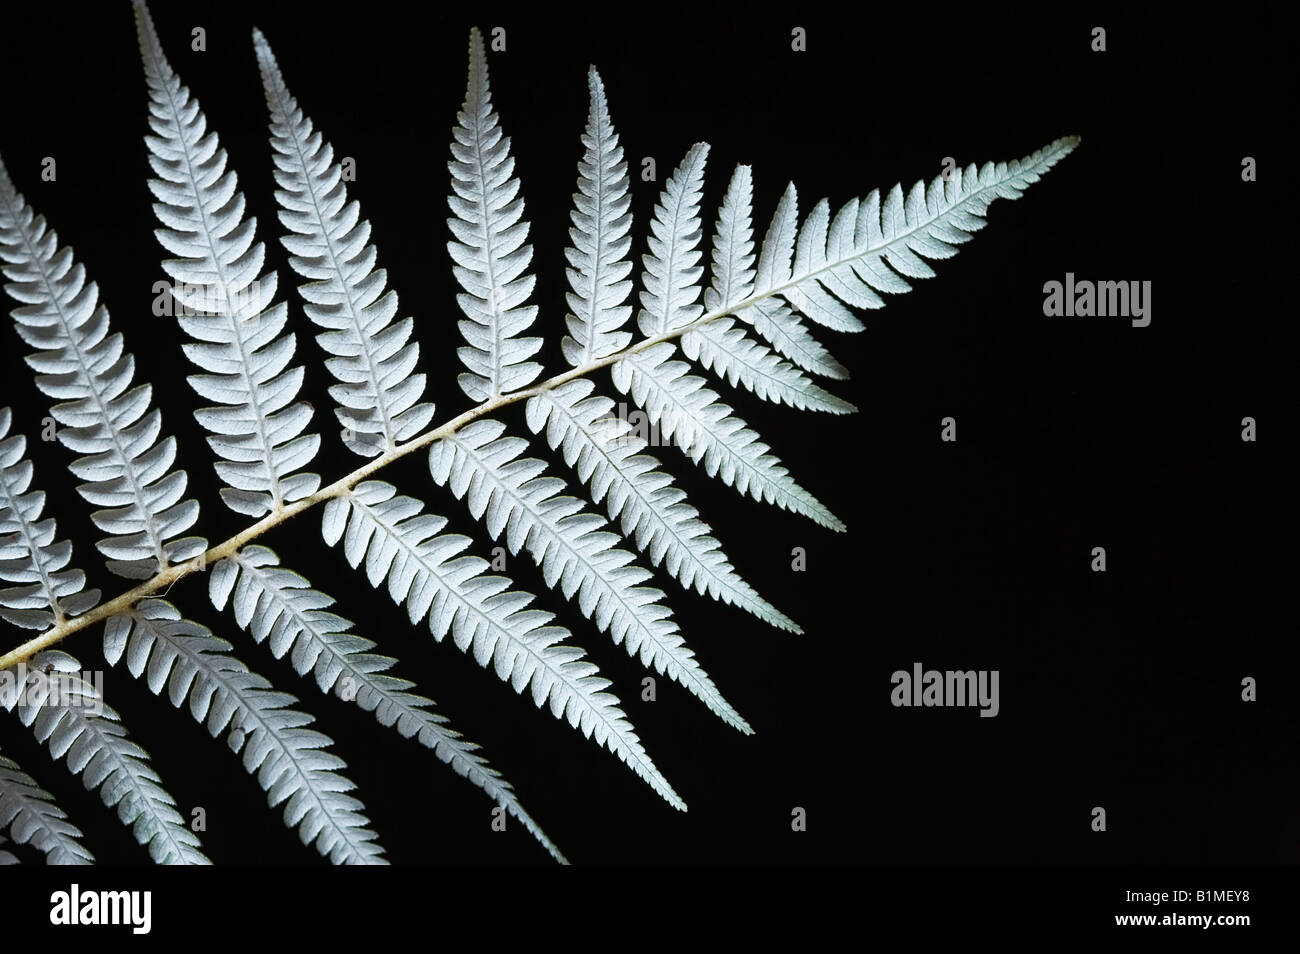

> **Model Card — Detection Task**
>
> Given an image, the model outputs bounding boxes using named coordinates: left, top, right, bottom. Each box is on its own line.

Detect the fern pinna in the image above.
left=0, top=1, right=1077, bottom=864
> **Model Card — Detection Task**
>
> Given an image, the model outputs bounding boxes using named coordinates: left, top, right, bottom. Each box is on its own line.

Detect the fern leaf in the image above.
left=103, top=599, right=387, bottom=864
left=748, top=139, right=1080, bottom=332
left=429, top=421, right=747, bottom=732
left=2, top=649, right=210, bottom=864
left=0, top=409, right=100, bottom=628
left=0, top=406, right=204, bottom=863
left=135, top=2, right=321, bottom=517
left=637, top=144, right=709, bottom=338
left=704, top=165, right=755, bottom=311
left=209, top=544, right=565, bottom=862
left=682, top=318, right=856, bottom=414
left=322, top=480, right=685, bottom=809
left=0, top=160, right=206, bottom=579
left=685, top=168, right=855, bottom=411
left=448, top=27, right=542, bottom=401
left=525, top=380, right=799, bottom=633
left=254, top=30, right=435, bottom=458
left=613, top=343, right=845, bottom=530
left=0, top=749, right=95, bottom=864
left=562, top=67, right=634, bottom=367
left=0, top=834, right=16, bottom=864
left=753, top=182, right=799, bottom=297
left=738, top=185, right=851, bottom=377
left=741, top=298, right=848, bottom=380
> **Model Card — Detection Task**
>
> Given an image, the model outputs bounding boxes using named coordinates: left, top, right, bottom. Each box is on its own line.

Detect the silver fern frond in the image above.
left=0, top=0, right=1079, bottom=864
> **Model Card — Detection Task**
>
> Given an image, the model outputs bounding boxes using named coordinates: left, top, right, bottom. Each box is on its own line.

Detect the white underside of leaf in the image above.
left=2, top=648, right=210, bottom=864
left=430, top=419, right=748, bottom=732
left=102, top=598, right=387, bottom=864
left=323, top=480, right=685, bottom=810
left=526, top=380, right=799, bottom=634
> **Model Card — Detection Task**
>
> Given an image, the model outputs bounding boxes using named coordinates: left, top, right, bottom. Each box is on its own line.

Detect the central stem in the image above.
left=0, top=300, right=746, bottom=672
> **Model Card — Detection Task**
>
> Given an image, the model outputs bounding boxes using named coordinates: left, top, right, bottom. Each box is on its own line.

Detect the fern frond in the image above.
left=429, top=421, right=747, bottom=732
left=1, top=649, right=210, bottom=864
left=209, top=544, right=565, bottom=862
left=448, top=27, right=542, bottom=402
left=0, top=749, right=94, bottom=864
left=747, top=139, right=1079, bottom=333
left=637, top=144, right=709, bottom=338
left=0, top=160, right=206, bottom=580
left=525, top=380, right=799, bottom=633
left=685, top=168, right=855, bottom=412
left=135, top=2, right=321, bottom=517
left=322, top=480, right=685, bottom=809
left=562, top=67, right=634, bottom=367
left=0, top=834, right=15, bottom=864
left=0, top=409, right=100, bottom=628
left=613, top=344, right=845, bottom=530
left=254, top=31, right=435, bottom=458
left=0, top=3, right=1084, bottom=865
left=103, top=598, right=387, bottom=864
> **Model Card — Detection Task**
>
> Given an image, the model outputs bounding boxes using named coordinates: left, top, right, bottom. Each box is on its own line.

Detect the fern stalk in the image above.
left=0, top=303, right=774, bottom=668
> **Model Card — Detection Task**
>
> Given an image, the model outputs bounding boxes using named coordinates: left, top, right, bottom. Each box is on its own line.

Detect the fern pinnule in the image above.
left=209, top=545, right=566, bottom=862
left=613, top=343, right=848, bottom=530
left=563, top=67, right=635, bottom=367
left=448, top=26, right=544, bottom=402
left=429, top=419, right=748, bottom=733
left=524, top=380, right=801, bottom=633
left=103, top=600, right=387, bottom=864
left=0, top=412, right=198, bottom=866
left=638, top=144, right=711, bottom=338
left=321, top=479, right=684, bottom=810
left=254, top=30, right=435, bottom=459
left=0, top=159, right=206, bottom=582
left=136, top=0, right=321, bottom=519
left=0, top=750, right=94, bottom=864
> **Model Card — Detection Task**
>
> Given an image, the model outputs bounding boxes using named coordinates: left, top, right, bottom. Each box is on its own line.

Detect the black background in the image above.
left=0, top=0, right=1293, bottom=872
